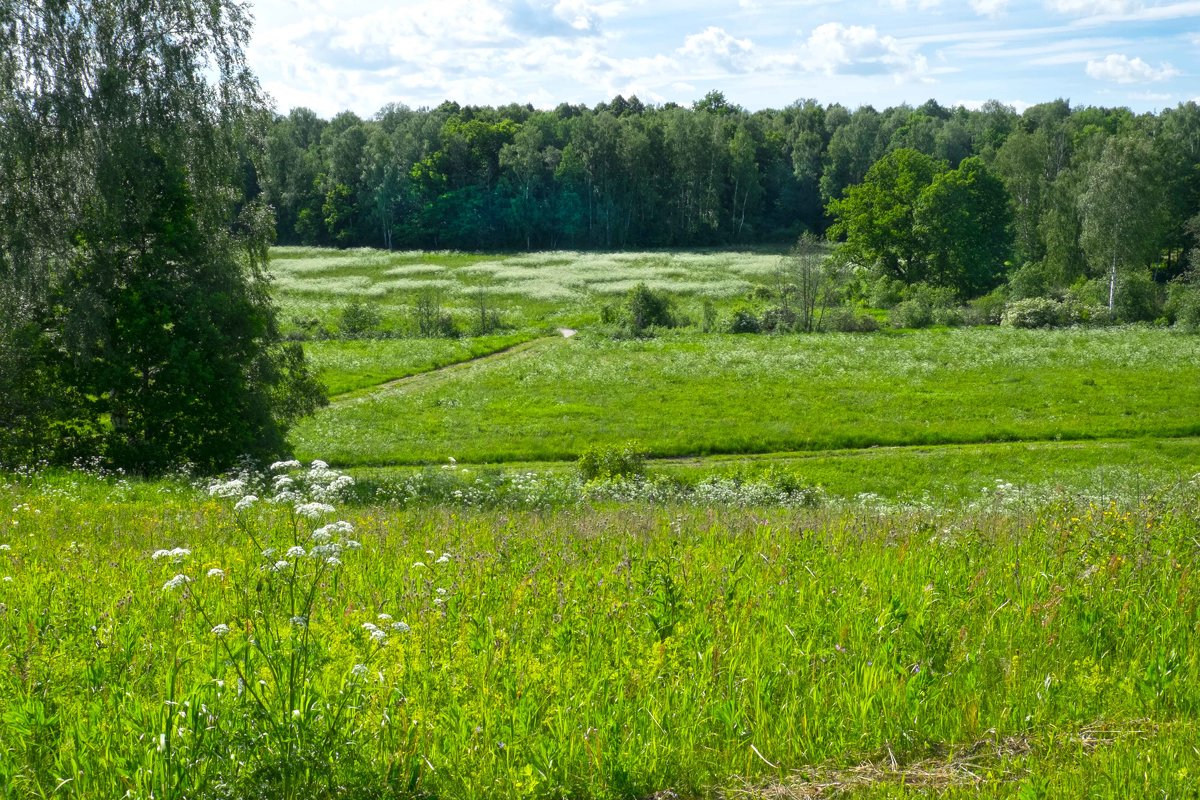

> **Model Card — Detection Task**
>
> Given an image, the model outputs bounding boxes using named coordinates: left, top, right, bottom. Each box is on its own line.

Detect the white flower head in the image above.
left=162, top=574, right=192, bottom=592
left=208, top=478, right=246, bottom=498
left=152, top=547, right=191, bottom=563
left=310, top=460, right=329, bottom=470
left=369, top=629, right=387, bottom=643
left=325, top=556, right=342, bottom=568
left=0, top=544, right=11, bottom=551
left=350, top=663, right=368, bottom=678
left=377, top=613, right=392, bottom=621
left=270, top=459, right=301, bottom=472
left=211, top=624, right=230, bottom=637
left=412, top=561, right=427, bottom=570
left=285, top=545, right=306, bottom=559
left=391, top=621, right=411, bottom=633
left=273, top=560, right=290, bottom=572
left=290, top=615, right=307, bottom=627
left=295, top=502, right=335, bottom=520
left=206, top=568, right=225, bottom=579
left=233, top=495, right=258, bottom=512
left=362, top=622, right=379, bottom=633
left=435, top=553, right=451, bottom=565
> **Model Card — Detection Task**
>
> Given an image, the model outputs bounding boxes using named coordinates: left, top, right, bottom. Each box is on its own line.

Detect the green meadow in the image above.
left=5, top=247, right=1200, bottom=798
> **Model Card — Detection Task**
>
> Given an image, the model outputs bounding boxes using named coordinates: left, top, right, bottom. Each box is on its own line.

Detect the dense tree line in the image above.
left=261, top=93, right=1200, bottom=304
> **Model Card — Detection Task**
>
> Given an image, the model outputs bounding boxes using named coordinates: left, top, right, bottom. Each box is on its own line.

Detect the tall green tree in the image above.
left=0, top=0, right=324, bottom=472
left=1079, top=136, right=1168, bottom=311
left=827, top=148, right=945, bottom=283
left=915, top=157, right=1014, bottom=296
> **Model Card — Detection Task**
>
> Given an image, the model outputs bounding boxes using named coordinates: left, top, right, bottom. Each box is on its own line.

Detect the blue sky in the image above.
left=245, top=0, right=1200, bottom=118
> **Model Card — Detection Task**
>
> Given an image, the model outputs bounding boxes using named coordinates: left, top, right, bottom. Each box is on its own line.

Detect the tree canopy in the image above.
left=0, top=0, right=324, bottom=473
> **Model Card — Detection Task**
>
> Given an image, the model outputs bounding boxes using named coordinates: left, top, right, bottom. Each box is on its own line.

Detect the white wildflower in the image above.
left=272, top=475, right=295, bottom=489
left=206, top=568, right=225, bottom=579
left=0, top=544, right=11, bottom=551
left=233, top=495, right=258, bottom=512
left=343, top=539, right=361, bottom=550
left=162, top=574, right=192, bottom=592
left=270, top=460, right=301, bottom=472
left=369, top=629, right=387, bottom=643
left=412, top=561, right=427, bottom=569
left=350, top=664, right=368, bottom=678
left=208, top=478, right=246, bottom=498
left=325, top=557, right=342, bottom=567
left=3, top=576, right=12, bottom=582
left=273, top=560, right=290, bottom=571
left=211, top=624, right=230, bottom=637
left=391, top=621, right=411, bottom=633
left=290, top=616, right=307, bottom=627
left=310, top=460, right=329, bottom=470
left=435, top=553, right=450, bottom=565
left=152, top=547, right=191, bottom=563
left=261, top=547, right=275, bottom=558
left=292, top=708, right=302, bottom=719
left=377, top=613, right=393, bottom=621
left=285, top=545, right=306, bottom=559
left=362, top=622, right=379, bottom=633
left=435, top=587, right=447, bottom=596
left=295, top=502, right=335, bottom=520
left=272, top=490, right=300, bottom=504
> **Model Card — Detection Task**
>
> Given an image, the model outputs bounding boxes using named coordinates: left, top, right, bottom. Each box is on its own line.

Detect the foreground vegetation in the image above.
left=2, top=466, right=1199, bottom=798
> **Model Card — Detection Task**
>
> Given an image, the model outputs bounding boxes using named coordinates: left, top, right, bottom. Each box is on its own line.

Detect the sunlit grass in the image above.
left=2, top=469, right=1198, bottom=798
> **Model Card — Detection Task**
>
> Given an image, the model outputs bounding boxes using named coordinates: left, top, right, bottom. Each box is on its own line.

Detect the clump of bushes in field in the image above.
left=600, top=282, right=678, bottom=337
left=577, top=441, right=647, bottom=481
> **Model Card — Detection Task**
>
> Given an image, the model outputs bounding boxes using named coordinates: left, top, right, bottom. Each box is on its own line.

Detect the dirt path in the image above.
left=330, top=335, right=562, bottom=405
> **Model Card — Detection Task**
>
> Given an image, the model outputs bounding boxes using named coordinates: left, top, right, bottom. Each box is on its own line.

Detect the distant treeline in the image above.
left=257, top=93, right=1200, bottom=283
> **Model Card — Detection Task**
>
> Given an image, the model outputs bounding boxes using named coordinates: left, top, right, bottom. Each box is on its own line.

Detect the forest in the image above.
left=260, top=93, right=1200, bottom=301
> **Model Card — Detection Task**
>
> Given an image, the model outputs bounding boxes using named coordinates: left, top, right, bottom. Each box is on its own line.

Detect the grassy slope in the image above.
left=2, top=474, right=1198, bottom=798
left=306, top=333, right=536, bottom=396
left=292, top=327, right=1200, bottom=466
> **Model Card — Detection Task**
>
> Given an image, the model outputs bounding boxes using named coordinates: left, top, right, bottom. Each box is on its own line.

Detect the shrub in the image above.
left=933, top=306, right=965, bottom=327
left=967, top=289, right=1007, bottom=326
left=824, top=307, right=879, bottom=333
left=627, top=282, right=674, bottom=334
left=1114, top=269, right=1161, bottom=323
left=339, top=301, right=382, bottom=337
left=727, top=309, right=762, bottom=334
left=1166, top=276, right=1200, bottom=330
left=578, top=441, right=647, bottom=482
left=868, top=275, right=905, bottom=309
left=1006, top=261, right=1054, bottom=300
left=889, top=299, right=933, bottom=329
left=1001, top=297, right=1064, bottom=328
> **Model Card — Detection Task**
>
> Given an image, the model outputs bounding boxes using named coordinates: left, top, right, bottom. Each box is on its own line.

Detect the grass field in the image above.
left=6, top=247, right=1199, bottom=798
left=292, top=327, right=1200, bottom=468
left=2, top=467, right=1199, bottom=798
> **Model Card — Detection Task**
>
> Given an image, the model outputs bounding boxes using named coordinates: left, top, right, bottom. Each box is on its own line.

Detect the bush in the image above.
left=824, top=307, right=879, bottom=333
left=1166, top=277, right=1200, bottom=330
left=339, top=301, right=382, bottom=337
left=578, top=441, right=647, bottom=482
left=966, top=289, right=1007, bottom=326
left=933, top=306, right=966, bottom=327
left=727, top=309, right=762, bottom=334
left=1006, top=261, right=1054, bottom=300
left=1114, top=269, right=1161, bottom=323
left=889, top=299, right=933, bottom=329
left=868, top=275, right=905, bottom=309
left=1001, top=297, right=1064, bottom=328
left=627, top=283, right=674, bottom=334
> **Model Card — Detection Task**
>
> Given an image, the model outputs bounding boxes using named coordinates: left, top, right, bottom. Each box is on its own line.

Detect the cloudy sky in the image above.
left=244, top=0, right=1200, bottom=118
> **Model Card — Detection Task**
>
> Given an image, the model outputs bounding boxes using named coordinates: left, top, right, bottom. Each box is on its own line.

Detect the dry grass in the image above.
left=730, top=724, right=1152, bottom=798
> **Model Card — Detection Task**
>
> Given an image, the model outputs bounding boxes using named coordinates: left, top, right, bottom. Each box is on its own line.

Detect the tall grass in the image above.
left=2, top=467, right=1199, bottom=798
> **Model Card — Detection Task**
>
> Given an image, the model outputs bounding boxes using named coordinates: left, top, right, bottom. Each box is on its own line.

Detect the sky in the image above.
left=244, top=0, right=1200, bottom=118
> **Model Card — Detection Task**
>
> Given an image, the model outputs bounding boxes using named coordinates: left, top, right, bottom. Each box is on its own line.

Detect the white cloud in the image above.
left=801, top=22, right=928, bottom=79
left=885, top=0, right=941, bottom=8
left=678, top=26, right=756, bottom=72
left=1085, top=53, right=1179, bottom=82
left=970, top=0, right=1009, bottom=15
left=1046, top=0, right=1139, bottom=13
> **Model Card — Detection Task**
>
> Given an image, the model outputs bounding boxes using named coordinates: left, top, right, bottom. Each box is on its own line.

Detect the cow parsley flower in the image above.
left=211, top=624, right=230, bottom=637
left=270, top=460, right=301, bottom=472
left=152, top=547, right=191, bottom=563
left=206, top=568, right=225, bottom=579
left=391, top=621, right=411, bottom=633
left=295, top=502, right=335, bottom=520
left=163, top=574, right=192, bottom=592
left=273, top=560, right=290, bottom=572
left=233, top=495, right=258, bottom=512
left=377, top=613, right=392, bottom=621
left=285, top=545, right=306, bottom=559
left=350, top=664, right=368, bottom=678
left=325, top=556, right=342, bottom=568
left=435, top=553, right=451, bottom=565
